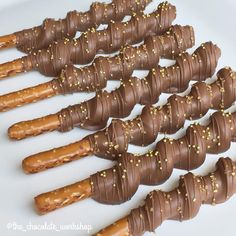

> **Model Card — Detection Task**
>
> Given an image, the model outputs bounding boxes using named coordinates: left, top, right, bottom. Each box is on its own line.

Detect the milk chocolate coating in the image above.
left=90, top=108, right=236, bottom=204
left=18, top=2, right=176, bottom=76
left=59, top=40, right=224, bottom=133
left=126, top=157, right=236, bottom=236
left=15, top=0, right=151, bottom=53
left=51, top=24, right=194, bottom=95
left=87, top=51, right=232, bottom=161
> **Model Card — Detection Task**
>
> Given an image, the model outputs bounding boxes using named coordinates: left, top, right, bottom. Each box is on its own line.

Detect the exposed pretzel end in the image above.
left=93, top=217, right=129, bottom=236
left=0, top=81, right=57, bottom=112
left=0, top=58, right=28, bottom=79
left=22, top=138, right=92, bottom=173
left=0, top=33, right=17, bottom=50
left=34, top=178, right=92, bottom=214
left=8, top=114, right=61, bottom=140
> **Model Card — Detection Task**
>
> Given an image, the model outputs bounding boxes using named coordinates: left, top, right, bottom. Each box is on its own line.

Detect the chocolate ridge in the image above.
left=19, top=2, right=176, bottom=76
left=15, top=0, right=152, bottom=53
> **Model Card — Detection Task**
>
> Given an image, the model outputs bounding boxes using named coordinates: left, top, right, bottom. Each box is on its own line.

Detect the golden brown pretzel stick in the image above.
left=24, top=139, right=91, bottom=173
left=0, top=24, right=194, bottom=112
left=23, top=140, right=93, bottom=173
left=0, top=0, right=151, bottom=52
left=94, top=218, right=129, bottom=236
left=0, top=34, right=17, bottom=50
left=35, top=179, right=91, bottom=215
left=94, top=157, right=236, bottom=236
left=0, top=59, right=31, bottom=79
left=0, top=82, right=56, bottom=111
left=22, top=67, right=235, bottom=174
left=10, top=114, right=60, bottom=140
left=0, top=2, right=176, bottom=79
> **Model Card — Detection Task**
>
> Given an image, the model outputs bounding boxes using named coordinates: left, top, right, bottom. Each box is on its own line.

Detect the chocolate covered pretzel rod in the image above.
left=93, top=157, right=236, bottom=236
left=8, top=26, right=196, bottom=139
left=0, top=24, right=194, bottom=113
left=0, top=2, right=176, bottom=79
left=34, top=109, right=236, bottom=213
left=0, top=0, right=151, bottom=52
left=22, top=67, right=236, bottom=174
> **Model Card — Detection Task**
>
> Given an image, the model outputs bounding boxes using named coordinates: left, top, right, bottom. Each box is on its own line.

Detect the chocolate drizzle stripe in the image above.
left=15, top=0, right=152, bottom=53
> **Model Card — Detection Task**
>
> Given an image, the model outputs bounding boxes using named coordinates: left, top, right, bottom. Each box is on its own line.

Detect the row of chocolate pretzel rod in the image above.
left=0, top=0, right=152, bottom=52
left=0, top=1, right=175, bottom=78
left=0, top=1, right=236, bottom=236
left=7, top=24, right=195, bottom=139
left=33, top=66, right=236, bottom=203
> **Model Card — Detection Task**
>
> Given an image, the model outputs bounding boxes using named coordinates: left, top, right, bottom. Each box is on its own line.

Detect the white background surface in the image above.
left=0, top=0, right=236, bottom=235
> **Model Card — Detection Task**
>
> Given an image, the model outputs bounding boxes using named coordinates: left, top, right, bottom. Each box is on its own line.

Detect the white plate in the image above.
left=0, top=0, right=236, bottom=235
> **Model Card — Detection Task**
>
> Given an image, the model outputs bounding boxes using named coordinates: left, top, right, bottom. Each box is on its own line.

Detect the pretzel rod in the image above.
left=22, top=67, right=236, bottom=174
left=94, top=157, right=236, bottom=236
left=8, top=25, right=196, bottom=139
left=23, top=139, right=92, bottom=172
left=0, top=25, right=195, bottom=112
left=34, top=108, right=236, bottom=213
left=0, top=2, right=176, bottom=79
left=94, top=218, right=129, bottom=236
left=0, top=0, right=151, bottom=52
left=0, top=82, right=57, bottom=112
left=0, top=34, right=17, bottom=50
left=0, top=59, right=32, bottom=79
left=35, top=178, right=92, bottom=215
